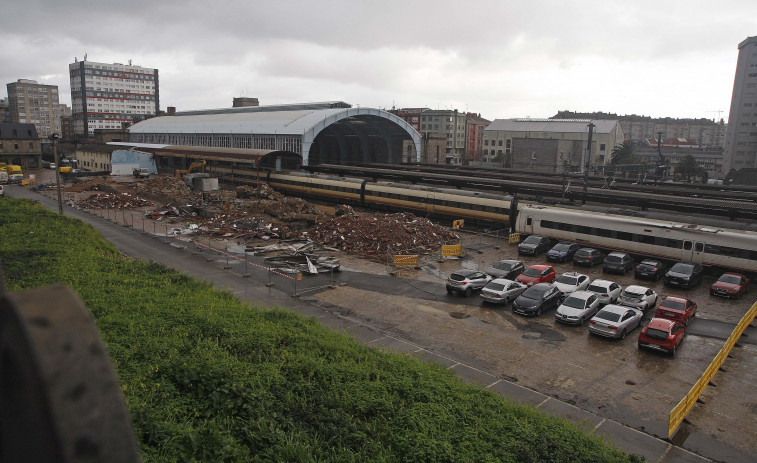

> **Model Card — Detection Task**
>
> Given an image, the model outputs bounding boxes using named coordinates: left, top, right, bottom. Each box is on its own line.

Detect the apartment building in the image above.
left=6, top=79, right=61, bottom=138
left=419, top=109, right=467, bottom=163
left=69, top=58, right=159, bottom=140
left=466, top=113, right=490, bottom=162
left=723, top=36, right=757, bottom=173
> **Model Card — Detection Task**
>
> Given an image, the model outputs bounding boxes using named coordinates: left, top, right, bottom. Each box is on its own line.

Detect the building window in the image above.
left=498, top=140, right=503, bottom=146
left=600, top=144, right=606, bottom=151
left=484, top=140, right=489, bottom=146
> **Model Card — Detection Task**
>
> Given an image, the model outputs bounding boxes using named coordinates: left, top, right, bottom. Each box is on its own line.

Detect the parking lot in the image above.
left=314, top=231, right=757, bottom=457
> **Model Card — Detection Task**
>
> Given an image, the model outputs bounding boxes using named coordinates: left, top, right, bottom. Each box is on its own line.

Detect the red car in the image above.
left=516, top=264, right=556, bottom=287
left=654, top=296, right=697, bottom=325
left=638, top=317, right=686, bottom=355
left=710, top=272, right=750, bottom=299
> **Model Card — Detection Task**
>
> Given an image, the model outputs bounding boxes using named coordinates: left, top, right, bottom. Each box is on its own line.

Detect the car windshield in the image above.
left=718, top=274, right=741, bottom=284
left=522, top=286, right=549, bottom=299
left=485, top=282, right=505, bottom=291
left=645, top=328, right=669, bottom=340
left=556, top=275, right=578, bottom=285
left=660, top=299, right=684, bottom=310
left=522, top=268, right=540, bottom=277
left=493, top=262, right=513, bottom=271
left=670, top=263, right=694, bottom=273
left=553, top=243, right=571, bottom=251
left=587, top=284, right=607, bottom=293
left=640, top=261, right=658, bottom=268
left=523, top=236, right=541, bottom=244
left=562, top=296, right=586, bottom=309
left=450, top=273, right=467, bottom=282
left=605, top=255, right=621, bottom=263
left=622, top=290, right=642, bottom=299
left=595, top=311, right=621, bottom=322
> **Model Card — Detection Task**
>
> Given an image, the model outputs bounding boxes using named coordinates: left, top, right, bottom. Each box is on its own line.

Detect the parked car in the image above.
left=588, top=304, right=644, bottom=339
left=603, top=252, right=634, bottom=274
left=0, top=185, right=4, bottom=196
left=480, top=278, right=526, bottom=305
left=710, top=272, right=750, bottom=299
left=618, top=285, right=658, bottom=310
left=655, top=296, right=697, bottom=325
left=446, top=269, right=492, bottom=297
left=573, top=248, right=605, bottom=267
left=634, top=259, right=667, bottom=281
left=516, top=264, right=556, bottom=287
left=555, top=290, right=601, bottom=325
left=586, top=279, right=622, bottom=305
left=638, top=318, right=686, bottom=355
left=518, top=235, right=551, bottom=256
left=512, top=283, right=563, bottom=317
left=553, top=272, right=590, bottom=295
left=546, top=242, right=580, bottom=263
left=663, top=262, right=703, bottom=288
left=484, top=259, right=525, bottom=280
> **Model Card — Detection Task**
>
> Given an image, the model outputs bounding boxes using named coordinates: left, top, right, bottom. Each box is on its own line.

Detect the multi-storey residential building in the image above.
left=69, top=58, right=159, bottom=140
left=484, top=118, right=624, bottom=172
left=466, top=113, right=490, bottom=162
left=0, top=97, right=9, bottom=122
left=419, top=109, right=467, bottom=163
left=388, top=107, right=427, bottom=133
left=6, top=79, right=61, bottom=138
left=723, top=36, right=757, bottom=174
left=553, top=111, right=727, bottom=148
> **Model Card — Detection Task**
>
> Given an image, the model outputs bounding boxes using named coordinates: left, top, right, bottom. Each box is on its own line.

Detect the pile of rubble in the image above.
left=66, top=179, right=117, bottom=193
left=130, top=177, right=197, bottom=202
left=307, top=212, right=459, bottom=257
left=77, top=193, right=153, bottom=209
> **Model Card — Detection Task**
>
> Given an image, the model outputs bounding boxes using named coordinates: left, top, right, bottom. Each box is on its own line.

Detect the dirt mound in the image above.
left=77, top=192, right=153, bottom=209
left=307, top=212, right=459, bottom=257
left=65, top=179, right=118, bottom=193
left=131, top=176, right=195, bottom=202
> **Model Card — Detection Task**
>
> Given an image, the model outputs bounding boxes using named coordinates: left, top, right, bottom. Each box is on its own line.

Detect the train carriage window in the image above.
left=695, top=242, right=704, bottom=252
left=526, top=217, right=532, bottom=226
left=683, top=241, right=692, bottom=251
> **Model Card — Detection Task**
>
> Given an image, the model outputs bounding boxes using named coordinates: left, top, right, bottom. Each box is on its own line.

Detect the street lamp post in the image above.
left=49, top=134, right=63, bottom=214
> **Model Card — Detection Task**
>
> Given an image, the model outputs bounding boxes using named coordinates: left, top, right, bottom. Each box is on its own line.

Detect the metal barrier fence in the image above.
left=668, top=300, right=757, bottom=438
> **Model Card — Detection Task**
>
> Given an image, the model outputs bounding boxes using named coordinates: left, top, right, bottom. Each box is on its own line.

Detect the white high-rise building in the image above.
left=69, top=58, right=159, bottom=140
left=723, top=36, right=757, bottom=173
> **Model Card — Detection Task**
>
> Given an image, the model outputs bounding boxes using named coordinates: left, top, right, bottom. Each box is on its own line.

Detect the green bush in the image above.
left=0, top=198, right=637, bottom=462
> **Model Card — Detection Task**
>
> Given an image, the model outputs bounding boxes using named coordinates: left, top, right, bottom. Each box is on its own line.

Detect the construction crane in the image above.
left=176, top=160, right=206, bottom=178
left=706, top=110, right=724, bottom=122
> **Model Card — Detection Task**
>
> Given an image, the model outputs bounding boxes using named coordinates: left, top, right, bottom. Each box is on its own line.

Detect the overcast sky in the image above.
left=2, top=0, right=756, bottom=122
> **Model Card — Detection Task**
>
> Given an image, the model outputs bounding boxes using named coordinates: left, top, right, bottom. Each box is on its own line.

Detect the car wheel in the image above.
left=579, top=316, right=586, bottom=325
left=536, top=307, right=542, bottom=317
left=465, top=287, right=473, bottom=297
left=446, top=288, right=453, bottom=295
left=671, top=345, right=677, bottom=357
left=620, top=329, right=626, bottom=339
left=502, top=296, right=510, bottom=305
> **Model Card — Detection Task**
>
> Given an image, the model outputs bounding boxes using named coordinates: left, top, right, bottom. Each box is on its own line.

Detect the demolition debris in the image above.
left=77, top=192, right=154, bottom=209
left=307, top=212, right=459, bottom=257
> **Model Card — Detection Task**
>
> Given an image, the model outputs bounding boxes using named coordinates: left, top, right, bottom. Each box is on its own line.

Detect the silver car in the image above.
left=553, top=272, right=590, bottom=295
left=588, top=304, right=644, bottom=339
left=446, top=269, right=492, bottom=297
left=555, top=290, right=600, bottom=325
left=618, top=285, right=658, bottom=310
left=480, top=278, right=526, bottom=305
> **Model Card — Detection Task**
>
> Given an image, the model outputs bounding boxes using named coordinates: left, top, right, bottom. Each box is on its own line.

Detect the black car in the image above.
left=635, top=259, right=667, bottom=281
left=518, top=235, right=551, bottom=256
left=573, top=248, right=604, bottom=267
left=512, top=283, right=563, bottom=317
left=546, top=242, right=580, bottom=263
left=485, top=259, right=525, bottom=280
left=603, top=252, right=634, bottom=274
left=663, top=262, right=703, bottom=289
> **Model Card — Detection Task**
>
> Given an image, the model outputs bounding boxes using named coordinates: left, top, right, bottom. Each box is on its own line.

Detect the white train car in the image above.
left=515, top=205, right=757, bottom=273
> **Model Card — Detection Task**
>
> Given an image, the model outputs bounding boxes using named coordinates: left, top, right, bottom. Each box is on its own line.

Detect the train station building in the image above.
left=127, top=101, right=421, bottom=167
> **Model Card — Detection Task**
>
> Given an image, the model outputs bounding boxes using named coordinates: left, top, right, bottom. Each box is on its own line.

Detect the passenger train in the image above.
left=212, top=167, right=757, bottom=273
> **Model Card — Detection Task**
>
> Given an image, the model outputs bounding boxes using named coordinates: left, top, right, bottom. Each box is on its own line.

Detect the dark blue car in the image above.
left=546, top=242, right=580, bottom=263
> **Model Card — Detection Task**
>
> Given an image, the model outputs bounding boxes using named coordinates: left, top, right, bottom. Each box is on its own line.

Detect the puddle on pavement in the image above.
left=450, top=312, right=471, bottom=319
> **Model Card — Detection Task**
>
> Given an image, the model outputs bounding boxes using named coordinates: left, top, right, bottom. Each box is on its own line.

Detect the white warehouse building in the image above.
left=127, top=102, right=421, bottom=166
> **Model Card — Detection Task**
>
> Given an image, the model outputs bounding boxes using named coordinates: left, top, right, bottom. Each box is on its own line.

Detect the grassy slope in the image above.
left=0, top=198, right=638, bottom=462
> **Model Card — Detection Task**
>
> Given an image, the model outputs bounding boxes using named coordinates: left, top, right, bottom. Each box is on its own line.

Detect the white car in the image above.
left=555, top=290, right=601, bottom=325
left=587, top=279, right=622, bottom=305
left=0, top=185, right=4, bottom=196
left=588, top=304, right=644, bottom=339
left=618, top=285, right=658, bottom=310
left=553, top=272, right=590, bottom=295
left=480, top=278, right=526, bottom=305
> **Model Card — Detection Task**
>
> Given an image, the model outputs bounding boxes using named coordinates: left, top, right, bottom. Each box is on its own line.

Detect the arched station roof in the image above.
left=129, top=102, right=421, bottom=166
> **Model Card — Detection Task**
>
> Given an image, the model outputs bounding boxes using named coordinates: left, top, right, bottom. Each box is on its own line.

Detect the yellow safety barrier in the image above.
left=441, top=244, right=462, bottom=257
left=668, top=301, right=757, bottom=438
left=452, top=219, right=464, bottom=229
left=393, top=255, right=419, bottom=266
left=508, top=233, right=521, bottom=244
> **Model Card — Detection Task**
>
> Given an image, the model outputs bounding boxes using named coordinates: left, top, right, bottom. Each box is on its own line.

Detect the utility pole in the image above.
left=655, top=131, right=664, bottom=185
left=49, top=133, right=63, bottom=214
left=583, top=122, right=594, bottom=204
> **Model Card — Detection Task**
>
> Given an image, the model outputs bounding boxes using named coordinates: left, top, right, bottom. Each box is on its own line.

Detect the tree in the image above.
left=610, top=141, right=636, bottom=165
left=676, top=154, right=706, bottom=181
